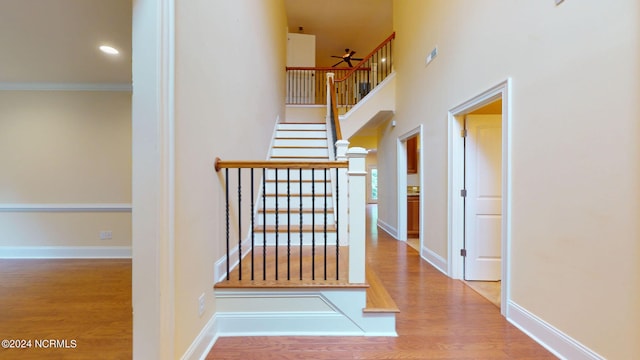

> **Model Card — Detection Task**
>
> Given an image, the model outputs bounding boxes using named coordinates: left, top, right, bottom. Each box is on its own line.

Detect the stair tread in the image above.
left=364, top=267, right=400, bottom=313
left=265, top=179, right=328, bottom=183
left=263, top=193, right=333, bottom=197
left=258, top=208, right=334, bottom=213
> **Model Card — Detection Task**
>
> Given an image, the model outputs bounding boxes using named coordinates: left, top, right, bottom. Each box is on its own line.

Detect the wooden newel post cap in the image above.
left=214, top=157, right=221, bottom=172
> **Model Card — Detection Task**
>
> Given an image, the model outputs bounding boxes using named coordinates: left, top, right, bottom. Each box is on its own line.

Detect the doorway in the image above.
left=448, top=80, right=511, bottom=315
left=397, top=126, right=423, bottom=250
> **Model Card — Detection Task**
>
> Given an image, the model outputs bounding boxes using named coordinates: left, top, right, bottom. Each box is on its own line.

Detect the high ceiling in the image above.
left=285, top=0, right=393, bottom=67
left=0, top=0, right=392, bottom=82
left=0, top=0, right=131, bottom=84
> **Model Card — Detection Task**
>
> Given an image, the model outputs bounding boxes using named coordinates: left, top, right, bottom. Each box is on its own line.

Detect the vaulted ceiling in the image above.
left=285, top=0, right=393, bottom=67
left=0, top=0, right=392, bottom=83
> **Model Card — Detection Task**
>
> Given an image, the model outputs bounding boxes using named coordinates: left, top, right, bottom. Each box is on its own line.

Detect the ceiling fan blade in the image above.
left=345, top=59, right=353, bottom=67
left=349, top=50, right=356, bottom=56
left=351, top=57, right=364, bottom=61
left=330, top=55, right=343, bottom=59
left=332, top=60, right=344, bottom=67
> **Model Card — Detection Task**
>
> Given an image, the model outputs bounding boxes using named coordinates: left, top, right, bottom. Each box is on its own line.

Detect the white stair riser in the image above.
left=256, top=212, right=336, bottom=225
left=264, top=196, right=333, bottom=208
left=276, top=130, right=327, bottom=139
left=277, top=124, right=326, bottom=131
left=271, top=147, right=329, bottom=157
left=266, top=169, right=335, bottom=181
left=265, top=182, right=330, bottom=194
left=252, top=232, right=338, bottom=245
left=274, top=138, right=328, bottom=147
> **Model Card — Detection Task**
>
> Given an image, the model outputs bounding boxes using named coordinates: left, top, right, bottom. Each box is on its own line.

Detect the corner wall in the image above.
left=388, top=0, right=639, bottom=358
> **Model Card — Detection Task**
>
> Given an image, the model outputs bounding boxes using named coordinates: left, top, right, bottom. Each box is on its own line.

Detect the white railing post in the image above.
left=335, top=140, right=350, bottom=247
left=326, top=72, right=335, bottom=122
left=347, top=147, right=368, bottom=283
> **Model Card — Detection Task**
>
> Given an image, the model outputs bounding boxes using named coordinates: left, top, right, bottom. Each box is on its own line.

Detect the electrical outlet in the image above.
left=198, top=293, right=205, bottom=317
left=426, top=46, right=438, bottom=65
left=99, top=231, right=112, bottom=240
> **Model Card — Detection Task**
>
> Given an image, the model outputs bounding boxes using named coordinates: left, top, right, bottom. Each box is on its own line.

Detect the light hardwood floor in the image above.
left=208, top=205, right=556, bottom=359
left=0, top=206, right=553, bottom=359
left=0, top=259, right=132, bottom=360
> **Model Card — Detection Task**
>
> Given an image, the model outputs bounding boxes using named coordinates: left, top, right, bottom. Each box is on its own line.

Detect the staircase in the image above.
left=213, top=119, right=398, bottom=338
left=254, top=122, right=338, bottom=246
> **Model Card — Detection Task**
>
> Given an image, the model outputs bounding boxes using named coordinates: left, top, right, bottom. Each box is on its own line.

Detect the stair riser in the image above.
left=265, top=182, right=331, bottom=194
left=271, top=148, right=329, bottom=157
left=266, top=169, right=335, bottom=181
left=263, top=197, right=332, bottom=208
left=277, top=124, right=326, bottom=131
left=276, top=130, right=327, bottom=139
left=274, top=139, right=328, bottom=147
left=252, top=232, right=338, bottom=245
left=256, top=213, right=336, bottom=226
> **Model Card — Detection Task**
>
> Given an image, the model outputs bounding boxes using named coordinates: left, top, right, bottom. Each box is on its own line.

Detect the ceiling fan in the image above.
left=331, top=48, right=363, bottom=67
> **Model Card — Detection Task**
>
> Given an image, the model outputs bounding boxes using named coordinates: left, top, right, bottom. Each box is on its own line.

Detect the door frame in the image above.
left=447, top=79, right=511, bottom=316
left=397, top=125, right=423, bottom=243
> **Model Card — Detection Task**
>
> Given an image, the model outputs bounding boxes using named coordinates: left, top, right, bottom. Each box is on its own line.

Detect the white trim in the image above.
left=0, top=246, right=132, bottom=259
left=285, top=104, right=325, bottom=108
left=447, top=79, right=512, bottom=317
left=131, top=0, right=175, bottom=357
left=214, top=236, right=252, bottom=282
left=420, top=247, right=448, bottom=276
left=0, top=82, right=132, bottom=92
left=507, top=301, right=605, bottom=360
left=376, top=218, right=398, bottom=239
left=180, top=314, right=219, bottom=360
left=0, top=203, right=132, bottom=212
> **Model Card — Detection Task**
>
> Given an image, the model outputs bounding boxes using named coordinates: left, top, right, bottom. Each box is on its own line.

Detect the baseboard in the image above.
left=420, top=246, right=448, bottom=275
left=376, top=218, right=398, bottom=239
left=507, top=300, right=604, bottom=360
left=214, top=237, right=251, bottom=282
left=0, top=246, right=132, bottom=259
left=180, top=314, right=219, bottom=360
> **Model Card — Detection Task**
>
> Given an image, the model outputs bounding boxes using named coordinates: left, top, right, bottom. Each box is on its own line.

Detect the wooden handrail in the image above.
left=286, top=67, right=372, bottom=71
left=215, top=158, right=348, bottom=172
left=328, top=77, right=342, bottom=141
left=336, top=32, right=396, bottom=82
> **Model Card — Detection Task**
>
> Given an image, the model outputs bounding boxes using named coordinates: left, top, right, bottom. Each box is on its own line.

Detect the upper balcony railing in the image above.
left=285, top=32, right=395, bottom=115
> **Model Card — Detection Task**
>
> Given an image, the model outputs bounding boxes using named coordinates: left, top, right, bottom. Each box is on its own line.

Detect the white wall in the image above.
left=386, top=0, right=639, bottom=358
left=0, top=91, right=131, bottom=252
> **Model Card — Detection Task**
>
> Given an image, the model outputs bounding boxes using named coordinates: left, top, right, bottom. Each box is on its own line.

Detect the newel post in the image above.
left=335, top=140, right=350, bottom=247
left=347, top=147, right=368, bottom=283
left=326, top=72, right=335, bottom=120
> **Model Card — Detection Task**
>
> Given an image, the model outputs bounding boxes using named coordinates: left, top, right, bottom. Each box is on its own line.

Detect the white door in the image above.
left=464, top=115, right=502, bottom=280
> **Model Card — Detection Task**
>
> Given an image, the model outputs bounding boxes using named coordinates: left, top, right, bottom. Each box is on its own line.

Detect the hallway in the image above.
left=208, top=205, right=555, bottom=359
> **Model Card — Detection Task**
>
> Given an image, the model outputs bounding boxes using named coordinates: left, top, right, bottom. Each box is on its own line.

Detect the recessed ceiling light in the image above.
left=99, top=45, right=119, bottom=55
left=381, top=58, right=386, bottom=62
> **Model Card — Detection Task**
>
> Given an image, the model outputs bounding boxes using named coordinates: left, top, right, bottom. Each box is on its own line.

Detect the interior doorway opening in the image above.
left=397, top=126, right=423, bottom=252
left=447, top=80, right=511, bottom=316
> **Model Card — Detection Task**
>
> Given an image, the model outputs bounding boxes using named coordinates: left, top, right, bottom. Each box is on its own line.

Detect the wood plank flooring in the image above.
left=207, top=205, right=556, bottom=359
left=0, top=259, right=132, bottom=360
